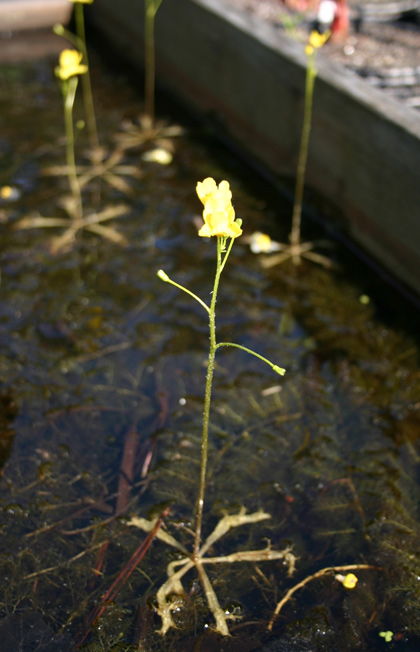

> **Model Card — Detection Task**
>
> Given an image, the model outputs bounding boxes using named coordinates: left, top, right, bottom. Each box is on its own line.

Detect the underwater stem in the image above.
left=290, top=53, right=317, bottom=253
left=64, top=77, right=83, bottom=221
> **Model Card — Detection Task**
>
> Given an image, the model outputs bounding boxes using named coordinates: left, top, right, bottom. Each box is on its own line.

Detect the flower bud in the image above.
left=273, top=365, right=286, bottom=376
left=157, top=269, right=170, bottom=282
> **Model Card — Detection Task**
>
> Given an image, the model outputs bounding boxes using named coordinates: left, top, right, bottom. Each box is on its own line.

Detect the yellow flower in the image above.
left=196, top=177, right=232, bottom=207
left=142, top=147, right=173, bottom=165
left=196, top=178, right=242, bottom=239
left=342, top=573, right=358, bottom=589
left=248, top=231, right=282, bottom=254
left=68, top=0, right=94, bottom=3
left=1, top=186, right=13, bottom=199
left=305, top=30, right=330, bottom=55
left=55, top=49, right=88, bottom=80
left=1, top=185, right=20, bottom=201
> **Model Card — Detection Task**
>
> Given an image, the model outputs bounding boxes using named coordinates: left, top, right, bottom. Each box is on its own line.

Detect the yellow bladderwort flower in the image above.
left=200, top=196, right=241, bottom=239
left=197, top=177, right=232, bottom=206
left=55, top=49, right=88, bottom=80
left=197, top=178, right=242, bottom=239
left=305, top=30, right=330, bottom=56
left=250, top=232, right=272, bottom=253
left=1, top=186, right=14, bottom=200
left=338, top=573, right=358, bottom=589
left=248, top=231, right=283, bottom=254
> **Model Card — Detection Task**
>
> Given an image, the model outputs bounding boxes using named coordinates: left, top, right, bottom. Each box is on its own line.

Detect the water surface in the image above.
left=0, top=39, right=419, bottom=652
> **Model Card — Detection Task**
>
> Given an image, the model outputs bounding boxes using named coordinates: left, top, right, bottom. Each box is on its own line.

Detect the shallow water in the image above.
left=0, top=37, right=420, bottom=652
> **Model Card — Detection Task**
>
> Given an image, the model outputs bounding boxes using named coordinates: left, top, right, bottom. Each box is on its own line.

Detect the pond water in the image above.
left=0, top=35, right=420, bottom=652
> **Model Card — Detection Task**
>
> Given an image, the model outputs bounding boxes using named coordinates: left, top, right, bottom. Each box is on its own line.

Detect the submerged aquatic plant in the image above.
left=130, top=178, right=293, bottom=636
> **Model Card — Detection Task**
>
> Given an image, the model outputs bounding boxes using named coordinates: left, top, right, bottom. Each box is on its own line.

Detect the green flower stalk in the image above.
left=290, top=30, right=329, bottom=256
left=144, top=0, right=164, bottom=126
left=55, top=49, right=88, bottom=221
left=13, top=43, right=128, bottom=251
left=158, top=177, right=285, bottom=556
left=56, top=0, right=99, bottom=153
left=73, top=0, right=100, bottom=152
left=245, top=32, right=332, bottom=269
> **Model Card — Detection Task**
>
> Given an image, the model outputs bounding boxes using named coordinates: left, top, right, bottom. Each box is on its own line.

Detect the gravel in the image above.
left=222, top=0, right=420, bottom=109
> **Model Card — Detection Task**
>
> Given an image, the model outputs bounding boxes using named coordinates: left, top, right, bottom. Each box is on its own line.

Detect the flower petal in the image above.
left=196, top=178, right=218, bottom=205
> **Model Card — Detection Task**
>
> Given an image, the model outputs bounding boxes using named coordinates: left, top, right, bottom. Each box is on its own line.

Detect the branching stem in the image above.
left=216, top=342, right=285, bottom=376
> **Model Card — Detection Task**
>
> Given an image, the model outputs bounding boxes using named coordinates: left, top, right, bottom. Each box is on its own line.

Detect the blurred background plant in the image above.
left=54, top=0, right=100, bottom=159
left=249, top=30, right=333, bottom=269
left=114, top=0, right=183, bottom=158
left=13, top=46, right=130, bottom=252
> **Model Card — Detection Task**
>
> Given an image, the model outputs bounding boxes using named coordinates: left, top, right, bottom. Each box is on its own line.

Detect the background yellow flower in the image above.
left=342, top=573, right=358, bottom=589
left=306, top=30, right=330, bottom=55
left=55, top=50, right=88, bottom=80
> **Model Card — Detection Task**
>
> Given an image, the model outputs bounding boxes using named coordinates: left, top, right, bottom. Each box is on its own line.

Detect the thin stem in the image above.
left=144, top=0, right=163, bottom=125
left=157, top=270, right=210, bottom=313
left=290, top=53, right=317, bottom=251
left=216, top=342, right=285, bottom=375
left=64, top=78, right=83, bottom=221
left=219, top=236, right=235, bottom=273
left=53, top=23, right=84, bottom=51
left=74, top=3, right=100, bottom=152
left=194, top=238, right=223, bottom=557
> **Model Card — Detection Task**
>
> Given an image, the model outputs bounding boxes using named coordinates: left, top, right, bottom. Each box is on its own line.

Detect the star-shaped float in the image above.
left=129, top=508, right=297, bottom=636
left=114, top=114, right=183, bottom=153
left=13, top=201, right=129, bottom=254
left=43, top=147, right=142, bottom=197
left=12, top=147, right=142, bottom=253
left=244, top=232, right=332, bottom=269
